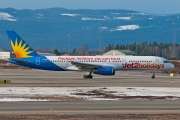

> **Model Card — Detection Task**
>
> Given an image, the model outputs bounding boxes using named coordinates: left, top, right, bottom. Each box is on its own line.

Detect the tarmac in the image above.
left=0, top=69, right=180, bottom=115
left=0, top=69, right=179, bottom=87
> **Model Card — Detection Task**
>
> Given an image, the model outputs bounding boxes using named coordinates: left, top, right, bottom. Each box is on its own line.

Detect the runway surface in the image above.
left=0, top=69, right=179, bottom=87
left=0, top=69, right=180, bottom=115
left=0, top=101, right=180, bottom=115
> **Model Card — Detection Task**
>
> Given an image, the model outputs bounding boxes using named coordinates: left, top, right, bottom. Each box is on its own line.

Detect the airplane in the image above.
left=6, top=31, right=174, bottom=79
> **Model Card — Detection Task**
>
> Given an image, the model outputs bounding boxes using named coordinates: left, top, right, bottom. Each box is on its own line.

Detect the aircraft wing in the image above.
left=71, top=61, right=101, bottom=69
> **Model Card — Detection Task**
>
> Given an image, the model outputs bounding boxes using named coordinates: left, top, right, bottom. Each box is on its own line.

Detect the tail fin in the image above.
left=6, top=31, right=39, bottom=58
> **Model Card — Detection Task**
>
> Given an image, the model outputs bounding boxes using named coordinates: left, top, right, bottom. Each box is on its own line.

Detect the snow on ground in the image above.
left=82, top=17, right=106, bottom=21
left=0, top=98, right=47, bottom=102
left=149, top=18, right=154, bottom=20
left=0, top=87, right=180, bottom=102
left=111, top=25, right=140, bottom=31
left=37, top=13, right=44, bottom=19
left=61, top=13, right=79, bottom=17
left=117, top=25, right=140, bottom=31
left=0, top=12, right=16, bottom=21
left=114, top=17, right=132, bottom=20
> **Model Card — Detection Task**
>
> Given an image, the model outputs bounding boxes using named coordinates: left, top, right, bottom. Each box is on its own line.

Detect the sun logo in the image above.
left=10, top=39, right=33, bottom=58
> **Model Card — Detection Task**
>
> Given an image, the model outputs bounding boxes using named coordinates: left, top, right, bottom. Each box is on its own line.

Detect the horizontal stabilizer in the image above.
left=8, top=58, right=29, bottom=63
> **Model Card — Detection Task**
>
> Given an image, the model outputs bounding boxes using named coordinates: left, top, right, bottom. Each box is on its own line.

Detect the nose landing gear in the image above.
left=151, top=70, right=156, bottom=79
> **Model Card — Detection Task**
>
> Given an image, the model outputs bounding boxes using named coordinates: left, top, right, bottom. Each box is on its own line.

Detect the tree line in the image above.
left=50, top=41, right=180, bottom=58
left=104, top=41, right=179, bottom=58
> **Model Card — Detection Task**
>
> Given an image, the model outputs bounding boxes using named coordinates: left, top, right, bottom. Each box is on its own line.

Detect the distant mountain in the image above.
left=0, top=8, right=179, bottom=51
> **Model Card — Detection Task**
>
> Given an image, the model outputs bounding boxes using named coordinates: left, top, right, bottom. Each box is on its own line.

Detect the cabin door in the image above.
left=122, top=58, right=126, bottom=65
left=66, top=61, right=69, bottom=65
left=155, top=58, right=159, bottom=65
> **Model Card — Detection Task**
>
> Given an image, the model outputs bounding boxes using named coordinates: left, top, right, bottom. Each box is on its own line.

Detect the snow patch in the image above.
left=128, top=12, right=148, bottom=16
left=61, top=13, right=80, bottom=17
left=37, top=14, right=44, bottom=19
left=0, top=98, right=47, bottom=102
left=82, top=17, right=106, bottom=21
left=37, top=14, right=43, bottom=17
left=114, top=17, right=131, bottom=20
left=104, top=16, right=110, bottom=19
left=138, top=12, right=148, bottom=15
left=1, top=87, right=180, bottom=102
left=111, top=13, right=120, bottom=15
left=111, top=25, right=140, bottom=31
left=0, top=12, right=16, bottom=21
left=101, top=27, right=108, bottom=30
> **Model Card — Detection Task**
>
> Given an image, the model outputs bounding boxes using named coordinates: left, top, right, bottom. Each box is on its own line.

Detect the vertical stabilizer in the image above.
left=6, top=31, right=39, bottom=58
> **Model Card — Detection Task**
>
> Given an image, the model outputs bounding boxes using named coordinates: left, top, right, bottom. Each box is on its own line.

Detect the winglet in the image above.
left=6, top=31, right=39, bottom=58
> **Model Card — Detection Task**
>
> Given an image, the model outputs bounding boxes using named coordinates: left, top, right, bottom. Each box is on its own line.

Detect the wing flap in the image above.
left=71, top=61, right=101, bottom=69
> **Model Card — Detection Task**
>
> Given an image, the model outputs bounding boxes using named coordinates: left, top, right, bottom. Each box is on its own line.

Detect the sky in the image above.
left=0, top=0, right=180, bottom=14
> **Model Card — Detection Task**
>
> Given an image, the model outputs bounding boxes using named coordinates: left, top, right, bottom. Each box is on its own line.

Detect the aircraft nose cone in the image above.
left=171, top=64, right=175, bottom=69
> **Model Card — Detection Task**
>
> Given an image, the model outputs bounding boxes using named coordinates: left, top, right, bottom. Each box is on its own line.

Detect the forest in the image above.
left=52, top=41, right=179, bottom=59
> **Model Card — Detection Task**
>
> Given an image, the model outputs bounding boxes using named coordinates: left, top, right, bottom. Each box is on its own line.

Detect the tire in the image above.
left=151, top=76, right=155, bottom=79
left=89, top=75, right=93, bottom=79
left=83, top=75, right=87, bottom=79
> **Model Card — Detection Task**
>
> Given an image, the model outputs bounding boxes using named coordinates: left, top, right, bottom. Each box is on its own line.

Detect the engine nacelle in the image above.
left=93, top=66, right=115, bottom=76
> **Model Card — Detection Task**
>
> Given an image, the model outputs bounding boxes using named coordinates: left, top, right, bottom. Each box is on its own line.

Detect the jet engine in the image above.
left=93, top=66, right=115, bottom=75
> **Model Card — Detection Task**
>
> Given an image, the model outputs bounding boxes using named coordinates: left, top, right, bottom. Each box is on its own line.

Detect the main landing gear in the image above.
left=151, top=70, right=156, bottom=79
left=83, top=70, right=93, bottom=79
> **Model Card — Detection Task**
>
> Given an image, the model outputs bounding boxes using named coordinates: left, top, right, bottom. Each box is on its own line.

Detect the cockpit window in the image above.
left=163, top=61, right=170, bottom=63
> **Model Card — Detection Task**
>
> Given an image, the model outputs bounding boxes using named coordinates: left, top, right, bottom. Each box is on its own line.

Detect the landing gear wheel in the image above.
left=83, top=75, right=87, bottom=79
left=151, top=70, right=156, bottom=79
left=151, top=75, right=155, bottom=79
left=89, top=75, right=93, bottom=79
left=83, top=75, right=93, bottom=79
left=83, top=70, right=93, bottom=79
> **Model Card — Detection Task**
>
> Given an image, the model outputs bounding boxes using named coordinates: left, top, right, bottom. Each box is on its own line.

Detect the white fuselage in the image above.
left=44, top=56, right=174, bottom=71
